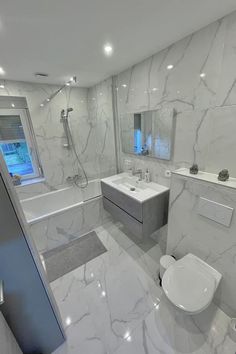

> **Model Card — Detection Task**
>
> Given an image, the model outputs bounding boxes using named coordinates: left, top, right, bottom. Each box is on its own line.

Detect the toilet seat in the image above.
left=162, top=253, right=222, bottom=314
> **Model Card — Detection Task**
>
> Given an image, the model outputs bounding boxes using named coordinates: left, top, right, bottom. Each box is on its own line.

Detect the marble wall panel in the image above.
left=0, top=78, right=116, bottom=197
left=115, top=11, right=236, bottom=188
left=30, top=197, right=110, bottom=253
left=167, top=173, right=236, bottom=317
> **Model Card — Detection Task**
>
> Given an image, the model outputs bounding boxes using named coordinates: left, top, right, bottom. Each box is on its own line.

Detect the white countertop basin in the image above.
left=101, top=173, right=169, bottom=203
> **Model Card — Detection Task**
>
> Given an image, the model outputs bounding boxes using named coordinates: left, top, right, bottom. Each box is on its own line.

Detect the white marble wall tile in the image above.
left=173, top=109, right=212, bottom=170
left=216, top=12, right=236, bottom=106
left=117, top=20, right=224, bottom=116
left=162, top=20, right=225, bottom=110
left=30, top=197, right=107, bottom=253
left=116, top=17, right=226, bottom=116
left=0, top=81, right=88, bottom=187
left=115, top=11, right=236, bottom=194
left=0, top=78, right=116, bottom=196
left=207, top=105, right=236, bottom=176
left=167, top=173, right=236, bottom=317
left=87, top=78, right=117, bottom=179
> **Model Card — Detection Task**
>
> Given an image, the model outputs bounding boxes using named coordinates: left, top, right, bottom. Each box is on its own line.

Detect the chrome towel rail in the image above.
left=0, top=280, right=4, bottom=305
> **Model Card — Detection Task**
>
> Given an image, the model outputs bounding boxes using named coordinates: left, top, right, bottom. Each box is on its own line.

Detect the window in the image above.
left=0, top=108, right=42, bottom=181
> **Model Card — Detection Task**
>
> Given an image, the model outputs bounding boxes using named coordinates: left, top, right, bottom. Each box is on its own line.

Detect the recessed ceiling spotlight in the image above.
left=65, top=317, right=72, bottom=326
left=0, top=84, right=4, bottom=89
left=40, top=103, right=44, bottom=107
left=0, top=67, right=5, bottom=75
left=46, top=98, right=50, bottom=102
left=200, top=72, right=206, bottom=78
left=167, top=64, right=174, bottom=70
left=68, top=76, right=76, bottom=84
left=152, top=87, right=158, bottom=92
left=66, top=82, right=70, bottom=86
left=122, top=84, right=127, bottom=88
left=104, top=43, right=113, bottom=56
left=11, top=103, right=15, bottom=107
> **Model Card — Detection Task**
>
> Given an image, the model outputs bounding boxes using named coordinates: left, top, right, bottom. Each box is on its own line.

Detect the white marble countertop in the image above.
left=173, top=168, right=236, bottom=190
left=101, top=172, right=169, bottom=203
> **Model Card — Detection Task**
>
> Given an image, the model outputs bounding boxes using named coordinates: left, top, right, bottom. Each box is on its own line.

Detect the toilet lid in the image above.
left=162, top=262, right=216, bottom=313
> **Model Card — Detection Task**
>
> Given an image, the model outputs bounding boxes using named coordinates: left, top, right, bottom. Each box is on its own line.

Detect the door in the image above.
left=0, top=153, right=65, bottom=353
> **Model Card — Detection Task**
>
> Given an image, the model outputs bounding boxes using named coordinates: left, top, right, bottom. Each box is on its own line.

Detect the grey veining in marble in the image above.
left=106, top=10, right=236, bottom=273
left=29, top=196, right=110, bottom=253
left=0, top=78, right=116, bottom=198
left=43, top=231, right=107, bottom=282
left=50, top=221, right=236, bottom=354
left=114, top=10, right=236, bottom=189
left=167, top=172, right=236, bottom=317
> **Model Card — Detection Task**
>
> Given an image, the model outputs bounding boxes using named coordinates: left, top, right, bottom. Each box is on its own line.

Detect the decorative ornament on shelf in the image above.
left=11, top=174, right=22, bottom=186
left=218, top=169, right=229, bottom=182
left=190, top=164, right=199, bottom=175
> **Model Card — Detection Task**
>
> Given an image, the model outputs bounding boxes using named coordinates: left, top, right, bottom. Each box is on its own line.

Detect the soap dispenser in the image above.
left=145, top=168, right=150, bottom=183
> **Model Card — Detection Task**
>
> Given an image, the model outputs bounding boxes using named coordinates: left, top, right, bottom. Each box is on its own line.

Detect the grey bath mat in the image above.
left=43, top=231, right=107, bottom=282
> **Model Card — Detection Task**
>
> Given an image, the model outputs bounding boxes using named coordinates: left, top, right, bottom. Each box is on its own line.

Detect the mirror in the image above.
left=121, top=108, right=174, bottom=160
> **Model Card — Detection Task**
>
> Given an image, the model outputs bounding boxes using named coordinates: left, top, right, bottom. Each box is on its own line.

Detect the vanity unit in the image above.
left=101, top=173, right=169, bottom=239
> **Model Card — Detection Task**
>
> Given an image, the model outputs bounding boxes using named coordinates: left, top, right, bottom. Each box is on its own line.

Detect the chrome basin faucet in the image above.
left=132, top=168, right=142, bottom=181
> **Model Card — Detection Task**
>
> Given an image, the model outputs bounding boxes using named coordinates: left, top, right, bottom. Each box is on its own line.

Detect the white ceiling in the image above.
left=1, top=0, right=236, bottom=87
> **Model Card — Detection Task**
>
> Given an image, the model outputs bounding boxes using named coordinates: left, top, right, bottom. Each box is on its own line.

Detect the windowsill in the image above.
left=15, top=177, right=45, bottom=188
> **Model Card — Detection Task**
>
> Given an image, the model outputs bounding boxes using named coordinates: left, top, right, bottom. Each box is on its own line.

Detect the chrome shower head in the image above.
left=60, top=107, right=73, bottom=120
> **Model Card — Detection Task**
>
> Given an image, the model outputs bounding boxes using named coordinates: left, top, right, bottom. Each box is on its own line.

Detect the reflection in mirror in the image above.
left=121, top=108, right=174, bottom=160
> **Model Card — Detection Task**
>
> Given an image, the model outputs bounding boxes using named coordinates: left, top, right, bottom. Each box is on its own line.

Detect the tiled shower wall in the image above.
left=115, top=10, right=236, bottom=186
left=0, top=78, right=116, bottom=198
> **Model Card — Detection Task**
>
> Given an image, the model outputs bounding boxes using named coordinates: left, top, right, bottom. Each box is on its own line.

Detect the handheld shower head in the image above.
left=60, top=107, right=74, bottom=148
left=61, top=109, right=65, bottom=119
left=60, top=107, right=73, bottom=120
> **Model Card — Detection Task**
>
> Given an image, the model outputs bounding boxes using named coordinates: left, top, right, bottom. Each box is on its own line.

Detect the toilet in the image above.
left=162, top=253, right=222, bottom=315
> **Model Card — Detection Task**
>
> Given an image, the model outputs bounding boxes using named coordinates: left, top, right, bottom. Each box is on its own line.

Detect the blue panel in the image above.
left=0, top=141, right=33, bottom=176
left=134, top=129, right=142, bottom=154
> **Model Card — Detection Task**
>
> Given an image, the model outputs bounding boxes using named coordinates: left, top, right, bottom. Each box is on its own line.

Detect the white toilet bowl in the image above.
left=162, top=253, right=222, bottom=315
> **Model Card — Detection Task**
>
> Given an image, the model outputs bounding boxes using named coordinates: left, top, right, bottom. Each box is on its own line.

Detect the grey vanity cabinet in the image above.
left=101, top=181, right=169, bottom=239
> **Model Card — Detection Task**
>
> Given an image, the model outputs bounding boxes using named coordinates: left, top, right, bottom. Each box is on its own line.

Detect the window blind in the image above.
left=0, top=115, right=25, bottom=141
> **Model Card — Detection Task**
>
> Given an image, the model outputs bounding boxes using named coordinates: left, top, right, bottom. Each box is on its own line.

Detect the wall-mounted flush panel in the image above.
left=197, top=197, right=234, bottom=227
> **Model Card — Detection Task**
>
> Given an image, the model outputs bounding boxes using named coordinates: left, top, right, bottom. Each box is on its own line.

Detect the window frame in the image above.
left=0, top=108, right=43, bottom=181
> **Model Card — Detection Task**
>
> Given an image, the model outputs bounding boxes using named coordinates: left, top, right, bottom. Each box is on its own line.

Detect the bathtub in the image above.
left=21, top=180, right=110, bottom=253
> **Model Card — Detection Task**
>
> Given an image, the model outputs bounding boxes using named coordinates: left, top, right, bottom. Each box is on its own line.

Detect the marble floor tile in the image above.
left=51, top=220, right=236, bottom=354
left=83, top=252, right=161, bottom=353
left=114, top=296, right=235, bottom=354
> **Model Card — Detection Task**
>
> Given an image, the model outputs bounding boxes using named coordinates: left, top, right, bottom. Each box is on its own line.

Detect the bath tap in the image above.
left=66, top=174, right=82, bottom=185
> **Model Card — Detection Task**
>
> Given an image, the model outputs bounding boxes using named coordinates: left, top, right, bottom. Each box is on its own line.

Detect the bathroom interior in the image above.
left=1, top=1, right=236, bottom=353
